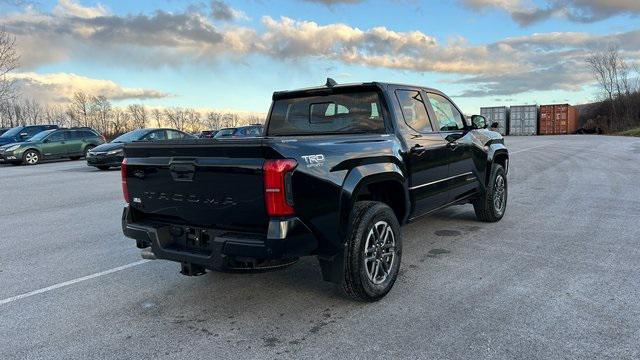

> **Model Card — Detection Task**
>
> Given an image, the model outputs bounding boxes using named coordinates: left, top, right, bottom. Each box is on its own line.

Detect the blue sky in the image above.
left=1, top=0, right=639, bottom=114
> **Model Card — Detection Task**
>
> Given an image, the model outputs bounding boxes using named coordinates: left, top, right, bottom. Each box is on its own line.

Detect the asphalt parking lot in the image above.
left=1, top=135, right=639, bottom=359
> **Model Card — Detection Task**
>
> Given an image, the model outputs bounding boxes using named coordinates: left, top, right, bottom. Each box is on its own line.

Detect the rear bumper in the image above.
left=122, top=206, right=317, bottom=268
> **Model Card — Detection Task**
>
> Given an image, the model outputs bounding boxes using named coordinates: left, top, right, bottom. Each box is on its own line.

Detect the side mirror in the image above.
left=491, top=122, right=500, bottom=129
left=471, top=115, right=487, bottom=129
left=19, top=132, right=29, bottom=139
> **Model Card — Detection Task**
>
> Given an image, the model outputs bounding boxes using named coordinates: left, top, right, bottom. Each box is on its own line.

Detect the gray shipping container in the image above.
left=480, top=107, right=508, bottom=135
left=509, top=105, right=538, bottom=136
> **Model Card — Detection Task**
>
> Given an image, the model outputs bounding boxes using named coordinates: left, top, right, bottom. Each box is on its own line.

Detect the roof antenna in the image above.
left=325, top=77, right=337, bottom=88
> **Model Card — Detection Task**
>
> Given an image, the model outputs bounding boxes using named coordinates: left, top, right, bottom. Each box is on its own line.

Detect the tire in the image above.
left=23, top=150, right=41, bottom=165
left=473, top=163, right=507, bottom=222
left=97, top=166, right=110, bottom=171
left=341, top=201, right=402, bottom=302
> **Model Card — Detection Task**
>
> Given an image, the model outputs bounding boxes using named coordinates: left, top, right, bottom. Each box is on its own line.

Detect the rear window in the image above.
left=268, top=92, right=385, bottom=136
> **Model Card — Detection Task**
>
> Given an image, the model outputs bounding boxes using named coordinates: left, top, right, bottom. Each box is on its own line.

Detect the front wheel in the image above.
left=473, top=163, right=507, bottom=222
left=341, top=201, right=402, bottom=302
left=23, top=150, right=40, bottom=165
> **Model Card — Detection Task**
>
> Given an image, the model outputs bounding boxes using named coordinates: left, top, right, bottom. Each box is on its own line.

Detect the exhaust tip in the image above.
left=141, top=249, right=156, bottom=260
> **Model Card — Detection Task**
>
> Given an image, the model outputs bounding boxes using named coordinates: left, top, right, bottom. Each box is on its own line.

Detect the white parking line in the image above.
left=510, top=145, right=546, bottom=154
left=0, top=260, right=149, bottom=306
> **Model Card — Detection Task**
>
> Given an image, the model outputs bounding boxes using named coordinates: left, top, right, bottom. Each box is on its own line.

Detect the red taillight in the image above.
left=101, top=135, right=107, bottom=143
left=121, top=158, right=129, bottom=203
left=263, top=159, right=297, bottom=217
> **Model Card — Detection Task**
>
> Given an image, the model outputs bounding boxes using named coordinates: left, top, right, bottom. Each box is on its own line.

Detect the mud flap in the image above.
left=317, top=251, right=345, bottom=284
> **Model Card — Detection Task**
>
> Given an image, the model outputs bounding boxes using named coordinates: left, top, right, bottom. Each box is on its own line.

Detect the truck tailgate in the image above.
left=124, top=140, right=269, bottom=231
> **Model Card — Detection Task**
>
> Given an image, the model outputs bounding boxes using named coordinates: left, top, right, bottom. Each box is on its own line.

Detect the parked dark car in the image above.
left=213, top=125, right=263, bottom=138
left=87, top=128, right=195, bottom=170
left=122, top=81, right=509, bottom=301
left=0, top=125, right=59, bottom=147
left=198, top=130, right=219, bottom=138
left=0, top=127, right=105, bottom=165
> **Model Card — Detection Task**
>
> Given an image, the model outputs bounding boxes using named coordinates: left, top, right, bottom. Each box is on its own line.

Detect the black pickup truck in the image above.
left=122, top=80, right=509, bottom=301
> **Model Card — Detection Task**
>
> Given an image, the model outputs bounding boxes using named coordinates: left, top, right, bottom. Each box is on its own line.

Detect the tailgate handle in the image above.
left=170, top=163, right=195, bottom=182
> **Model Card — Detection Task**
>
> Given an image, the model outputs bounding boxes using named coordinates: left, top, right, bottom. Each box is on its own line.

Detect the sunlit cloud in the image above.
left=10, top=72, right=171, bottom=103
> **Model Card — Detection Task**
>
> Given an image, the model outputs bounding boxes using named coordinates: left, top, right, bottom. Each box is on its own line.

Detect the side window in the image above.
left=143, top=130, right=166, bottom=141
left=166, top=130, right=184, bottom=140
left=47, top=131, right=66, bottom=142
left=82, top=130, right=96, bottom=138
left=25, top=127, right=43, bottom=137
left=69, top=131, right=82, bottom=140
left=426, top=93, right=465, bottom=131
left=395, top=90, right=433, bottom=133
left=247, top=127, right=262, bottom=136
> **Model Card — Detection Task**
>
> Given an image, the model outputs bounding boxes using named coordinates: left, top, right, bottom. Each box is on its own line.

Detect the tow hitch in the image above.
left=180, top=262, right=206, bottom=276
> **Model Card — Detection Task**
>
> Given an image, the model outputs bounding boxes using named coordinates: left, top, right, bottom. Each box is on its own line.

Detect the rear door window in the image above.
left=268, top=91, right=385, bottom=136
left=395, top=90, right=433, bottom=133
left=68, top=131, right=82, bottom=140
left=166, top=130, right=185, bottom=140
left=47, top=131, right=66, bottom=142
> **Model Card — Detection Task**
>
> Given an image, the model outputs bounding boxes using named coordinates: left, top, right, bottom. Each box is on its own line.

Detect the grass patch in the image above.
left=618, top=128, right=640, bottom=137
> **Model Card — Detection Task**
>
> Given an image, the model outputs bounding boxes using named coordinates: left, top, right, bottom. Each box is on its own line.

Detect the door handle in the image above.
left=446, top=141, right=458, bottom=150
left=410, top=144, right=426, bottom=155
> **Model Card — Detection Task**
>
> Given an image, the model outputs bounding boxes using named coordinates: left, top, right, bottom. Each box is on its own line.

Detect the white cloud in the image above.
left=1, top=0, right=639, bottom=98
left=10, top=72, right=171, bottom=104
left=52, top=0, right=109, bottom=18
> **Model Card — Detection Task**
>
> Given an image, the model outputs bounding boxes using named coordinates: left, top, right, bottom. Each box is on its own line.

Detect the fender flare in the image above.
left=338, top=162, right=409, bottom=238
left=486, top=144, right=509, bottom=185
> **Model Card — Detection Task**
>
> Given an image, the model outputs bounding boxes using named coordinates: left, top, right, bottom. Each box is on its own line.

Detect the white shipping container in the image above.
left=509, top=105, right=538, bottom=136
left=480, top=107, right=508, bottom=135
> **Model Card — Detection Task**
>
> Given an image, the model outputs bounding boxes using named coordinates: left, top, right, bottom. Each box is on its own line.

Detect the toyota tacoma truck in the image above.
left=121, top=80, right=509, bottom=301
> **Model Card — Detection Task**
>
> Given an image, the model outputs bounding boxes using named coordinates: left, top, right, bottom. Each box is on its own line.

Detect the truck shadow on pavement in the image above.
left=124, top=205, right=488, bottom=356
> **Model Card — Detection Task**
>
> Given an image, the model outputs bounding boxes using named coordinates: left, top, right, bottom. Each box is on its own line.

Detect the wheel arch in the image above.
left=486, top=145, right=509, bottom=186
left=339, top=162, right=409, bottom=239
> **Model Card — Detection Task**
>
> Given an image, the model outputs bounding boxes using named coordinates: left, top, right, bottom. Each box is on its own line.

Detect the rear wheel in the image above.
left=473, top=163, right=507, bottom=222
left=23, top=150, right=40, bottom=165
left=341, top=201, right=402, bottom=302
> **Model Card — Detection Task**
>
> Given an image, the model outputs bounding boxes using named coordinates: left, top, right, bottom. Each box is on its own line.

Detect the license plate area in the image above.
left=166, top=225, right=215, bottom=255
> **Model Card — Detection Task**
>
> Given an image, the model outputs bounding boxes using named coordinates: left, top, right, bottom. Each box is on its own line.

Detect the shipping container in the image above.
left=509, top=105, right=538, bottom=136
left=480, top=106, right=509, bottom=135
left=539, top=104, right=579, bottom=135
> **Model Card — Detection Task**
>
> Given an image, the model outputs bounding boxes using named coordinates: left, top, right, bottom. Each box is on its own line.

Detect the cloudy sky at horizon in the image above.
left=1, top=0, right=639, bottom=114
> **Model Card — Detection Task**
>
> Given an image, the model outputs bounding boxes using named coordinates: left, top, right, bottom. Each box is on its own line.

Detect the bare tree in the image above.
left=151, top=108, right=163, bottom=128
left=586, top=45, right=637, bottom=129
left=91, top=96, right=112, bottom=133
left=128, top=104, right=148, bottom=129
left=0, top=28, right=19, bottom=103
left=68, top=91, right=91, bottom=127
left=111, top=108, right=131, bottom=136
left=185, top=109, right=202, bottom=133
left=222, top=113, right=239, bottom=128
left=205, top=111, right=222, bottom=130
left=164, top=108, right=187, bottom=131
